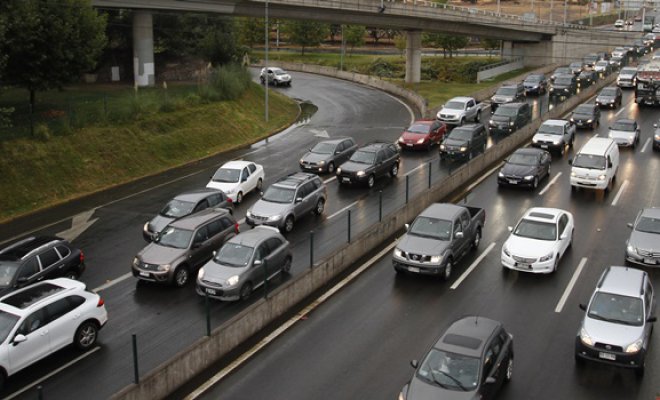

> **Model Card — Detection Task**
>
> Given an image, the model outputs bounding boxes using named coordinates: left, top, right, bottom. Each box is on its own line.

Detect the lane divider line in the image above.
left=640, top=137, right=651, bottom=153
left=327, top=201, right=359, bottom=220
left=93, top=272, right=132, bottom=293
left=555, top=257, right=588, bottom=313
left=184, top=240, right=399, bottom=400
left=539, top=172, right=563, bottom=196
left=450, top=242, right=496, bottom=290
left=5, top=346, right=101, bottom=400
left=324, top=176, right=337, bottom=184
left=611, top=179, right=629, bottom=206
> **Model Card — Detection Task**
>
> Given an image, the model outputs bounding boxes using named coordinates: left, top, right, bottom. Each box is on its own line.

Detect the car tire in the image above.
left=476, top=110, right=481, bottom=123
left=574, top=353, right=585, bottom=366
left=568, top=229, right=574, bottom=249
left=560, top=145, right=565, bottom=156
left=260, top=77, right=265, bottom=85
left=533, top=176, right=539, bottom=189
left=65, top=270, right=79, bottom=280
left=173, top=265, right=190, bottom=287
left=314, top=199, right=325, bottom=216
left=472, top=228, right=481, bottom=250
left=367, top=174, right=375, bottom=188
left=505, top=356, right=514, bottom=383
left=553, top=257, right=560, bottom=272
left=389, top=163, right=399, bottom=178
left=443, top=259, right=453, bottom=281
left=459, top=117, right=465, bottom=126
left=635, top=360, right=645, bottom=377
left=74, top=320, right=99, bottom=350
left=283, top=215, right=295, bottom=233
left=239, top=282, right=253, bottom=300
left=236, top=191, right=243, bottom=204
left=256, top=178, right=263, bottom=191
left=282, top=257, right=292, bottom=274
left=327, top=162, right=335, bottom=174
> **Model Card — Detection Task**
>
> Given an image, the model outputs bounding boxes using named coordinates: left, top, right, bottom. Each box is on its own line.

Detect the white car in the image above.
left=501, top=207, right=574, bottom=274
left=615, top=19, right=624, bottom=28
left=0, top=279, right=107, bottom=389
left=260, top=67, right=292, bottom=86
left=206, top=160, right=264, bottom=204
left=608, top=119, right=640, bottom=148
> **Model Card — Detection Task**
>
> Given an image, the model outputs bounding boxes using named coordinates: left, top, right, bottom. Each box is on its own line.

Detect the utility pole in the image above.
left=264, top=0, right=269, bottom=124
left=564, top=0, right=568, bottom=25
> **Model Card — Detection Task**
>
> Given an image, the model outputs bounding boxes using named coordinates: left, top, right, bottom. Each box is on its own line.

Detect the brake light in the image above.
left=80, top=251, right=85, bottom=263
left=97, top=297, right=105, bottom=307
left=234, top=222, right=240, bottom=234
left=226, top=198, right=233, bottom=203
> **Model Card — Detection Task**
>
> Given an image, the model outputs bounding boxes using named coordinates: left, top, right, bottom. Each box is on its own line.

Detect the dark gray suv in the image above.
left=488, top=103, right=532, bottom=135
left=336, top=142, right=400, bottom=188
left=299, top=137, right=357, bottom=174
left=132, top=208, right=238, bottom=287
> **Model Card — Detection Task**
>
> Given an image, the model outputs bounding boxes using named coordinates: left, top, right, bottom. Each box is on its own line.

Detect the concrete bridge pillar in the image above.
left=405, top=30, right=422, bottom=84
left=133, top=10, right=155, bottom=87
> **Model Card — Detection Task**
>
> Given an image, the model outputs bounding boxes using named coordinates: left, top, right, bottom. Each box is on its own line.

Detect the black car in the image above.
left=400, top=316, right=513, bottom=400
left=143, top=189, right=233, bottom=242
left=583, top=53, right=599, bottom=69
left=497, top=148, right=551, bottom=189
left=488, top=103, right=532, bottom=135
left=595, top=86, right=623, bottom=108
left=569, top=62, right=583, bottom=75
left=550, top=67, right=572, bottom=82
left=549, top=75, right=577, bottom=98
left=523, top=74, right=548, bottom=95
left=0, top=236, right=86, bottom=295
left=299, top=137, right=357, bottom=174
left=336, top=142, right=400, bottom=188
left=570, top=103, right=601, bottom=129
left=439, top=123, right=488, bottom=160
left=577, top=70, right=598, bottom=89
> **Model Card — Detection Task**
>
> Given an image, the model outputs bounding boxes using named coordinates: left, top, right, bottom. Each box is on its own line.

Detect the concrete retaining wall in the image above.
left=112, top=72, right=616, bottom=400
left=477, top=58, right=524, bottom=83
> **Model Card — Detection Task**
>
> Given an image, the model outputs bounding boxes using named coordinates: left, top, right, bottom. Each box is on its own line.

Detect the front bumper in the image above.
left=617, top=80, right=635, bottom=88
left=497, top=175, right=536, bottom=187
left=132, top=265, right=170, bottom=283
left=392, top=256, right=446, bottom=276
left=572, top=120, right=595, bottom=129
left=300, top=162, right=329, bottom=173
left=532, top=141, right=563, bottom=152
left=610, top=136, right=636, bottom=147
left=524, top=86, right=542, bottom=94
left=337, top=173, right=370, bottom=185
left=399, top=140, right=431, bottom=150
left=654, top=138, right=660, bottom=150
left=575, top=337, right=645, bottom=369
left=196, top=279, right=240, bottom=301
left=595, top=100, right=617, bottom=108
left=489, top=125, right=515, bottom=135
left=245, top=214, right=282, bottom=229
left=625, top=249, right=660, bottom=266
left=501, top=252, right=554, bottom=273
left=440, top=148, right=469, bottom=160
left=570, top=176, right=608, bottom=190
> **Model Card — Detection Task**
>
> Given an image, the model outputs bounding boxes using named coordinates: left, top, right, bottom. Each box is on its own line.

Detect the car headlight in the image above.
left=539, top=253, right=553, bottom=262
left=521, top=175, right=533, bottom=180
left=143, top=222, right=150, bottom=232
left=246, top=210, right=252, bottom=217
left=300, top=158, right=305, bottom=164
left=440, top=144, right=445, bottom=150
left=198, top=267, right=205, bottom=280
left=550, top=87, right=555, bottom=92
left=571, top=171, right=576, bottom=177
left=430, top=255, right=442, bottom=263
left=489, top=120, right=496, bottom=126
left=318, top=160, right=325, bottom=166
left=654, top=134, right=660, bottom=140
left=565, top=88, right=570, bottom=92
left=398, top=136, right=405, bottom=143
left=625, top=338, right=643, bottom=353
left=158, top=264, right=171, bottom=272
left=553, top=140, right=561, bottom=145
left=460, top=146, right=468, bottom=152
left=227, top=275, right=240, bottom=286
left=580, top=327, right=594, bottom=346
left=509, top=121, right=515, bottom=126
left=399, top=392, right=406, bottom=400
left=357, top=170, right=365, bottom=177
left=394, top=248, right=403, bottom=257
left=416, top=138, right=425, bottom=144
left=586, top=119, right=593, bottom=124
left=268, top=215, right=282, bottom=222
left=133, top=257, right=140, bottom=267
left=336, top=167, right=342, bottom=174
left=598, top=174, right=606, bottom=181
left=498, top=171, right=504, bottom=177
left=627, top=244, right=637, bottom=255
left=608, top=133, right=613, bottom=138
left=629, top=135, right=635, bottom=140
left=570, top=117, right=575, bottom=122
left=503, top=245, right=511, bottom=257
left=532, top=137, right=539, bottom=143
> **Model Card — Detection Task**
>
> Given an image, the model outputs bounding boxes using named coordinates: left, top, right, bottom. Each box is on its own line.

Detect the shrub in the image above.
left=368, top=58, right=401, bottom=78
left=205, top=64, right=252, bottom=101
left=53, top=118, right=73, bottom=136
left=34, top=123, right=51, bottom=141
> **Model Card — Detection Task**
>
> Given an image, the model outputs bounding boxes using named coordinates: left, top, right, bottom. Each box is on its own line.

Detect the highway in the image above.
left=0, top=67, right=642, bottom=399
left=185, top=86, right=660, bottom=400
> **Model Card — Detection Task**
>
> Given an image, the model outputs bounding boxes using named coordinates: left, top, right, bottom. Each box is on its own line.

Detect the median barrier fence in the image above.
left=112, top=72, right=616, bottom=400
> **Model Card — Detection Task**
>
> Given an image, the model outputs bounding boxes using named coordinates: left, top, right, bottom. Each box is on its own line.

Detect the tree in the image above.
left=393, top=34, right=407, bottom=58
left=238, top=17, right=266, bottom=49
left=1, top=0, right=107, bottom=108
left=329, top=24, right=341, bottom=44
left=368, top=28, right=385, bottom=45
left=343, top=25, right=366, bottom=56
left=283, top=21, right=329, bottom=56
left=424, top=32, right=469, bottom=58
left=481, top=38, right=501, bottom=58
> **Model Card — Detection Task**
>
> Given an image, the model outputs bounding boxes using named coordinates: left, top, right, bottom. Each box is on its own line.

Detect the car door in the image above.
left=189, top=225, right=211, bottom=268
left=451, top=217, right=469, bottom=258
left=44, top=295, right=85, bottom=352
left=9, top=308, right=51, bottom=374
left=193, top=199, right=210, bottom=214
left=36, top=248, right=64, bottom=281
left=293, top=184, right=311, bottom=218
left=374, top=150, right=387, bottom=178
left=264, top=237, right=286, bottom=272
left=466, top=99, right=476, bottom=120
left=557, top=214, right=571, bottom=257
left=540, top=152, right=551, bottom=177
left=430, top=121, right=442, bottom=143
left=14, top=257, right=41, bottom=287
left=343, top=139, right=357, bottom=162
left=205, top=219, right=228, bottom=254
left=238, top=167, right=252, bottom=194
left=479, top=334, right=505, bottom=400
left=251, top=242, right=268, bottom=287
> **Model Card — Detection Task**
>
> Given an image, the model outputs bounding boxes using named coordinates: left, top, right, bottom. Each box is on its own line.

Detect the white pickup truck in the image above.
left=435, top=96, right=484, bottom=126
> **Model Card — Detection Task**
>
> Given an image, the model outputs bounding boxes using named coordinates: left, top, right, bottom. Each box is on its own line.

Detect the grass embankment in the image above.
left=0, top=84, right=298, bottom=221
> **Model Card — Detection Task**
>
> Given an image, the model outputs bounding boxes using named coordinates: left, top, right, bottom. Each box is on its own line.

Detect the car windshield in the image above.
left=274, top=70, right=287, bottom=76
left=407, top=123, right=430, bottom=134
left=445, top=101, right=465, bottom=110
left=574, top=105, right=594, bottom=114
left=349, top=150, right=375, bottom=164
left=417, top=349, right=479, bottom=391
left=635, top=216, right=660, bottom=234
left=538, top=124, right=564, bottom=135
left=495, top=107, right=519, bottom=117
left=555, top=68, right=571, bottom=75
left=496, top=87, right=517, bottom=96
left=572, top=153, right=605, bottom=169
left=611, top=121, right=635, bottom=131
left=600, top=88, right=617, bottom=96
left=212, top=168, right=240, bottom=183
left=160, top=199, right=195, bottom=218
left=525, top=75, right=542, bottom=82
left=311, top=142, right=335, bottom=154
left=0, top=310, right=19, bottom=343
left=514, top=219, right=557, bottom=241
left=155, top=227, right=193, bottom=249
left=588, top=292, right=644, bottom=326
left=570, top=63, right=582, bottom=69
left=262, top=186, right=296, bottom=204
left=508, top=153, right=538, bottom=165
left=215, top=243, right=254, bottom=267
left=621, top=68, right=637, bottom=74
left=0, top=263, right=18, bottom=288
left=448, top=128, right=473, bottom=141
left=409, top=217, right=452, bottom=240
left=596, top=61, right=609, bottom=67
left=555, top=77, right=573, bottom=85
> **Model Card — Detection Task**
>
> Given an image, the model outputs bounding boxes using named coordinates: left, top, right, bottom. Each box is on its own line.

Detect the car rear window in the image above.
left=1, top=283, right=64, bottom=309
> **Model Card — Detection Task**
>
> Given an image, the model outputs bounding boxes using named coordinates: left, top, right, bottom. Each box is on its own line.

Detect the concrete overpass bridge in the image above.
left=94, top=0, right=641, bottom=85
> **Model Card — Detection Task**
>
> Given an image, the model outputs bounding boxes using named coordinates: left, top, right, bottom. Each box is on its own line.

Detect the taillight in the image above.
left=226, top=198, right=233, bottom=203
left=97, top=297, right=105, bottom=307
left=80, top=251, right=85, bottom=263
left=234, top=223, right=240, bottom=234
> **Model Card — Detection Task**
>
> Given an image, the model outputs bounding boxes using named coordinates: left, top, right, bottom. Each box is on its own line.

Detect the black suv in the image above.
left=439, top=123, right=488, bottom=160
left=488, top=103, right=532, bottom=135
left=0, top=236, right=86, bottom=295
left=550, top=74, right=577, bottom=99
left=523, top=74, right=548, bottom=95
left=577, top=70, right=598, bottom=89
left=490, top=83, right=526, bottom=112
left=337, top=142, right=400, bottom=188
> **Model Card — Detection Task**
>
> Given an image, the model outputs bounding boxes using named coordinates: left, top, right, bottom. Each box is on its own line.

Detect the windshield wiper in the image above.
left=411, top=232, right=444, bottom=240
left=432, top=370, right=468, bottom=391
left=588, top=313, right=620, bottom=323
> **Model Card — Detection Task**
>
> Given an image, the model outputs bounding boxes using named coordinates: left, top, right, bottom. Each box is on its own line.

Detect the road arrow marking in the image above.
left=310, top=128, right=329, bottom=138
left=56, top=210, right=98, bottom=242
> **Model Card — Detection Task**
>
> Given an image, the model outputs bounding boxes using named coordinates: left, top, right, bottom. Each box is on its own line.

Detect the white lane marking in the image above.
left=237, top=218, right=246, bottom=225
left=538, top=172, right=563, bottom=196
left=450, top=242, right=496, bottom=290
left=327, top=201, right=358, bottom=220
left=615, top=105, right=628, bottom=117
left=93, top=272, right=132, bottom=293
left=5, top=346, right=101, bottom=400
left=640, top=137, right=651, bottom=153
left=184, top=240, right=399, bottom=400
left=463, top=162, right=504, bottom=196
left=611, top=179, right=629, bottom=206
left=404, top=161, right=430, bottom=177
left=324, top=176, right=337, bottom=184
left=56, top=210, right=99, bottom=243
left=555, top=257, right=588, bottom=313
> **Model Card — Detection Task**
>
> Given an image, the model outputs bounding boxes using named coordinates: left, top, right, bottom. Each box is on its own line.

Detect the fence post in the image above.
left=310, top=230, right=314, bottom=268
left=37, top=385, right=43, bottom=400
left=428, top=162, right=432, bottom=188
left=405, top=175, right=409, bottom=203
left=205, top=293, right=211, bottom=336
left=132, top=334, right=139, bottom=384
left=263, top=259, right=268, bottom=299
left=347, top=210, right=352, bottom=243
left=379, top=190, right=383, bottom=222
left=29, top=104, right=34, bottom=137
left=103, top=94, right=108, bottom=118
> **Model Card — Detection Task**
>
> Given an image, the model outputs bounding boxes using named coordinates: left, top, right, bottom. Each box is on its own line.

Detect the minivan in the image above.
left=569, top=137, right=619, bottom=192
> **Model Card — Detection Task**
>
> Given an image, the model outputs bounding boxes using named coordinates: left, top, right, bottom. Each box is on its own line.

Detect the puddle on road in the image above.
left=250, top=100, right=318, bottom=149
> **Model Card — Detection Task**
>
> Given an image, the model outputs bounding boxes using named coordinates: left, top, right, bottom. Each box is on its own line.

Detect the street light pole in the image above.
left=564, top=0, right=568, bottom=25
left=264, top=0, right=269, bottom=123
left=497, top=0, right=501, bottom=15
left=340, top=25, right=345, bottom=72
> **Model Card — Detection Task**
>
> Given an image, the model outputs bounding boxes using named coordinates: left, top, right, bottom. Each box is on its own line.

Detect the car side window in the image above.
left=193, top=199, right=209, bottom=213
left=242, top=167, right=250, bottom=182
left=17, top=308, right=48, bottom=336
left=193, top=226, right=209, bottom=244
left=558, top=214, right=568, bottom=236
left=265, top=238, right=282, bottom=253
left=248, top=163, right=256, bottom=174
left=45, top=297, right=76, bottom=324
left=483, top=335, right=504, bottom=379
left=219, top=216, right=234, bottom=230
left=206, top=220, right=223, bottom=237
left=335, top=142, right=344, bottom=153
left=468, top=100, right=475, bottom=108
left=18, top=257, right=41, bottom=280
left=644, top=282, right=652, bottom=314
left=38, top=248, right=61, bottom=268
left=346, top=139, right=356, bottom=149
left=460, top=211, right=470, bottom=229
left=310, top=179, right=321, bottom=191
left=296, top=184, right=309, bottom=200
left=55, top=245, right=71, bottom=259
left=254, top=244, right=268, bottom=261
left=453, top=220, right=462, bottom=237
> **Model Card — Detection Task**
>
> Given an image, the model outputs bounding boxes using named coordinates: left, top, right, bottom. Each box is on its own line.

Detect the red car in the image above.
left=398, top=120, right=447, bottom=151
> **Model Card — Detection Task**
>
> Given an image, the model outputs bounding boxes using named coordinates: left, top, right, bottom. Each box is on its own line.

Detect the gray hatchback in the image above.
left=132, top=208, right=238, bottom=287
left=196, top=226, right=292, bottom=301
left=625, top=207, right=660, bottom=266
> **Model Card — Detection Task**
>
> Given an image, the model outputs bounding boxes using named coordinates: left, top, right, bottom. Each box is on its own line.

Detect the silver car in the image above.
left=260, top=67, right=292, bottom=86
left=608, top=118, right=640, bottom=148
left=299, top=137, right=357, bottom=174
left=246, top=172, right=327, bottom=233
left=196, top=226, right=292, bottom=301
left=626, top=208, right=660, bottom=266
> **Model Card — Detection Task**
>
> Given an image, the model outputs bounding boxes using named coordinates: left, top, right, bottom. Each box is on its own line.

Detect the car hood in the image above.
left=397, top=234, right=449, bottom=256
left=491, top=115, right=512, bottom=123
left=501, top=163, right=537, bottom=177
left=571, top=113, right=593, bottom=121
left=249, top=199, right=291, bottom=217
left=301, top=152, right=331, bottom=164
left=407, top=378, right=477, bottom=400
left=577, top=75, right=592, bottom=81
left=439, top=108, right=462, bottom=117
left=201, top=259, right=248, bottom=283
left=524, top=81, right=540, bottom=87
left=533, top=133, right=563, bottom=143
left=339, top=160, right=371, bottom=174
left=619, top=73, right=635, bottom=79
left=628, top=230, right=660, bottom=253
left=491, top=95, right=514, bottom=103
left=149, top=214, right=175, bottom=234
left=582, top=317, right=644, bottom=347
left=402, top=131, right=429, bottom=141
left=206, top=180, right=238, bottom=193
left=138, top=243, right=186, bottom=265
left=597, top=95, right=616, bottom=102
left=504, top=235, right=556, bottom=258
left=443, top=137, right=468, bottom=147
left=609, top=129, right=635, bottom=138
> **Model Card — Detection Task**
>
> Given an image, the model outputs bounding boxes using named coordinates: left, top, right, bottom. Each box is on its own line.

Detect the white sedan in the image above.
left=501, top=207, right=574, bottom=274
left=206, top=160, right=264, bottom=204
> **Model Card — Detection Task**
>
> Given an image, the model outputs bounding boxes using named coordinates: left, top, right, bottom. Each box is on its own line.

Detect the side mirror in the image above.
left=485, top=377, right=497, bottom=385
left=16, top=277, right=28, bottom=284
left=560, top=233, right=568, bottom=240
left=579, top=303, right=587, bottom=311
left=608, top=161, right=613, bottom=168
left=192, top=242, right=202, bottom=249
left=654, top=123, right=658, bottom=128
left=13, top=334, right=27, bottom=345
left=455, top=231, right=464, bottom=239
left=295, top=197, right=303, bottom=204
left=253, top=259, right=262, bottom=266
left=404, top=223, right=410, bottom=230
left=627, top=223, right=633, bottom=229
left=410, top=360, right=418, bottom=369
left=647, top=316, right=657, bottom=323
left=241, top=177, right=248, bottom=182
left=507, top=226, right=513, bottom=232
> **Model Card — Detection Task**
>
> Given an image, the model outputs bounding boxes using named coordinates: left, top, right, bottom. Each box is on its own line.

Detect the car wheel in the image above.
left=553, top=257, right=560, bottom=272
left=283, top=216, right=294, bottom=233
left=505, top=356, right=514, bottom=383
left=533, top=176, right=539, bottom=189
left=173, top=265, right=190, bottom=287
left=236, top=191, right=243, bottom=204
left=459, top=117, right=465, bottom=126
left=282, top=257, right=292, bottom=274
left=443, top=259, right=453, bottom=281
left=389, top=163, right=399, bottom=178
left=560, top=145, right=565, bottom=156
left=314, top=198, right=325, bottom=216
left=327, top=162, right=335, bottom=174
left=260, top=77, right=265, bottom=85
left=472, top=228, right=481, bottom=250
left=65, top=271, right=79, bottom=280
left=287, top=82, right=292, bottom=87
left=635, top=359, right=645, bottom=377
left=74, top=320, right=99, bottom=350
left=367, top=174, right=375, bottom=188
left=476, top=110, right=481, bottom=122
left=568, top=229, right=574, bottom=249
left=256, top=178, right=263, bottom=191
left=239, top=282, right=253, bottom=300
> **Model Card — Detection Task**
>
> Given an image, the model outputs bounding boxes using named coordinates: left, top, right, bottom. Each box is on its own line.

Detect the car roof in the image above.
left=512, top=147, right=545, bottom=156
left=448, top=96, right=474, bottom=102
left=174, top=189, right=223, bottom=202
left=419, top=203, right=465, bottom=220
left=359, top=142, right=392, bottom=152
left=0, top=236, right=63, bottom=261
left=228, top=226, right=280, bottom=247
left=168, top=207, right=231, bottom=230
left=614, top=118, right=635, bottom=124
left=498, top=102, right=526, bottom=109
left=274, top=172, right=319, bottom=188
left=579, top=137, right=615, bottom=154
left=598, top=266, right=646, bottom=298
left=542, top=119, right=567, bottom=126
left=640, top=207, right=660, bottom=219
left=435, top=316, right=502, bottom=357
left=0, top=278, right=86, bottom=314
left=219, top=160, right=255, bottom=170
left=522, top=207, right=565, bottom=223
left=316, top=137, right=354, bottom=144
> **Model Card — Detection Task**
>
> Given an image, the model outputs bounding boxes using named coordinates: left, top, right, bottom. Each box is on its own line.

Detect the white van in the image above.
left=569, top=137, right=619, bottom=191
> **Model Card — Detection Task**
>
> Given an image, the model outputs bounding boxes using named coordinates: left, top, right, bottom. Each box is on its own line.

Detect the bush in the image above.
left=368, top=58, right=402, bottom=78
left=422, top=59, right=492, bottom=83
left=203, top=64, right=252, bottom=101
left=34, top=123, right=51, bottom=141
left=53, top=118, right=73, bottom=136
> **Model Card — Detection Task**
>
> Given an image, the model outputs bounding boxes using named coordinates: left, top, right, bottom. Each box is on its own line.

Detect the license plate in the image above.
left=516, top=262, right=532, bottom=269
left=406, top=143, right=413, bottom=147
left=139, top=271, right=150, bottom=277
left=508, top=179, right=518, bottom=184
left=644, top=258, right=656, bottom=265
left=599, top=352, right=616, bottom=361
left=342, top=177, right=350, bottom=183
left=205, top=288, right=217, bottom=295
left=408, top=266, right=420, bottom=273
left=540, top=144, right=548, bottom=149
